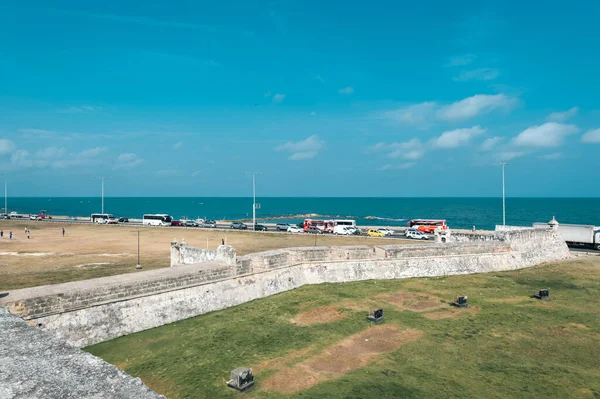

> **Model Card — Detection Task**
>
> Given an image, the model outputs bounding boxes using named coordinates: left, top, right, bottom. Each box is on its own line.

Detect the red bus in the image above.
left=407, top=219, right=447, bottom=233
left=304, top=219, right=334, bottom=232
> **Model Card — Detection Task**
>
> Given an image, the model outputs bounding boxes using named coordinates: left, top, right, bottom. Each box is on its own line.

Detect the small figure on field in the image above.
left=62, top=228, right=65, bottom=237
left=0, top=230, right=3, bottom=238
left=222, top=239, right=225, bottom=245
left=27, top=230, right=30, bottom=239
left=9, top=231, right=12, bottom=240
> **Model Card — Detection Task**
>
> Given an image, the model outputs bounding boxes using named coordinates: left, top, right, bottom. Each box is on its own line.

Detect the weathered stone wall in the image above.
left=0, top=307, right=164, bottom=399
left=0, top=227, right=570, bottom=348
left=171, top=242, right=236, bottom=267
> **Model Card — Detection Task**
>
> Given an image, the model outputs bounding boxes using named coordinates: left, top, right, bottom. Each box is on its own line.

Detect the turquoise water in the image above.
left=4, top=197, right=599, bottom=230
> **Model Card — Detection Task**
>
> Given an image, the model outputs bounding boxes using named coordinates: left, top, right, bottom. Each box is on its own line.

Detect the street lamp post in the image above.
left=246, top=172, right=261, bottom=231
left=4, top=181, right=7, bottom=214
left=497, top=162, right=508, bottom=226
left=94, top=176, right=111, bottom=214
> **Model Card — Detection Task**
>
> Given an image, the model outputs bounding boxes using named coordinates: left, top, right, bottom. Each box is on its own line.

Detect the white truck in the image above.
left=533, top=223, right=600, bottom=250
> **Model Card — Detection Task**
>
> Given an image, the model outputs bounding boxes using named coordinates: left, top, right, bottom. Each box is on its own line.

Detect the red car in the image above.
left=171, top=220, right=183, bottom=226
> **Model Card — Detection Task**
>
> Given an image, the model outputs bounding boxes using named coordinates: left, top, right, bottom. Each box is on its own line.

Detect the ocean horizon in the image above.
left=3, top=197, right=599, bottom=231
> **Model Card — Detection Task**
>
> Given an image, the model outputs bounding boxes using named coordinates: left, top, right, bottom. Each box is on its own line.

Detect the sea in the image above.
left=5, top=197, right=599, bottom=231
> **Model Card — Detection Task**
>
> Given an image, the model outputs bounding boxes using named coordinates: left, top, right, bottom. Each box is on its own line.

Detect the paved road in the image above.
left=569, top=246, right=600, bottom=255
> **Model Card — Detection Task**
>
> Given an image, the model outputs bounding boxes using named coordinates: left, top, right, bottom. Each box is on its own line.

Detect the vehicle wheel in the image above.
left=596, top=244, right=600, bottom=251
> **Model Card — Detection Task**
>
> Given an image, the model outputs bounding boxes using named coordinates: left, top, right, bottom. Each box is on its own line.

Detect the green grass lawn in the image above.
left=86, top=257, right=600, bottom=399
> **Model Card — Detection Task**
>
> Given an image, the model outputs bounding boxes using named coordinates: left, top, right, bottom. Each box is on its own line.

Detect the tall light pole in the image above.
left=246, top=172, right=261, bottom=231
left=497, top=162, right=508, bottom=226
left=4, top=181, right=6, bottom=214
left=94, top=176, right=111, bottom=214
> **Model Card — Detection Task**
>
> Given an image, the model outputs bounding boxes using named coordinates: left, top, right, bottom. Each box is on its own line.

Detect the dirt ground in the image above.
left=0, top=220, right=416, bottom=290
left=261, top=325, right=423, bottom=394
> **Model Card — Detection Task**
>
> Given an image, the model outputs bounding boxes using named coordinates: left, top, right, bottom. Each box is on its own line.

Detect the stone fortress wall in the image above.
left=1, top=224, right=570, bottom=348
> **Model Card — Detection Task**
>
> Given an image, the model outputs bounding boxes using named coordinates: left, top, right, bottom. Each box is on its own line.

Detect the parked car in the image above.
left=367, top=229, right=385, bottom=237
left=307, top=226, right=323, bottom=234
left=406, top=230, right=431, bottom=240
left=230, top=222, right=247, bottom=230
left=334, top=225, right=352, bottom=235
left=405, top=228, right=420, bottom=237
left=107, top=218, right=119, bottom=224
left=349, top=227, right=362, bottom=235
left=118, top=217, right=129, bottom=223
left=254, top=224, right=268, bottom=231
left=287, top=226, right=303, bottom=233
left=29, top=214, right=38, bottom=220
left=378, top=228, right=395, bottom=236
left=203, top=220, right=217, bottom=228
left=171, top=220, right=183, bottom=226
left=276, top=223, right=294, bottom=231
left=0, top=214, right=10, bottom=220
left=184, top=220, right=199, bottom=227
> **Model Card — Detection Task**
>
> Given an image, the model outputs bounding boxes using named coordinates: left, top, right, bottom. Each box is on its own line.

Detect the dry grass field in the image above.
left=0, top=221, right=414, bottom=290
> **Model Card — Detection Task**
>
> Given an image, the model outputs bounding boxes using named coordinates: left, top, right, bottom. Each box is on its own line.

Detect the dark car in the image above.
left=184, top=220, right=199, bottom=227
left=202, top=220, right=217, bottom=228
left=171, top=220, right=183, bottom=226
left=254, top=224, right=268, bottom=231
left=307, top=226, right=323, bottom=234
left=230, top=222, right=247, bottom=230
left=118, top=217, right=129, bottom=223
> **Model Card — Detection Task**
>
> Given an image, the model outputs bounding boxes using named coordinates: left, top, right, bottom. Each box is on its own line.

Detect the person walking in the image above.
left=62, top=227, right=65, bottom=237
left=9, top=231, right=12, bottom=240
left=0, top=230, right=3, bottom=238
left=25, top=226, right=28, bottom=234
left=27, top=230, right=30, bottom=239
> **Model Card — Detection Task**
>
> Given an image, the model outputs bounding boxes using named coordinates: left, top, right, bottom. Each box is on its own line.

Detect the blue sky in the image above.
left=0, top=0, right=599, bottom=197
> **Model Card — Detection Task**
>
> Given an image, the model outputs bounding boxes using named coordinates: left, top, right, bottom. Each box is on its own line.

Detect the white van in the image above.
left=334, top=225, right=352, bottom=235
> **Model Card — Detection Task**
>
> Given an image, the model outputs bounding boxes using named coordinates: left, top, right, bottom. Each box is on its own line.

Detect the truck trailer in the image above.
left=533, top=222, right=600, bottom=250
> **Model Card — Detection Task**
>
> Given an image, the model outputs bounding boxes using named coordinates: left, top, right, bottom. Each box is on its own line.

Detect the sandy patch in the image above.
left=253, top=345, right=316, bottom=375
left=291, top=306, right=349, bottom=326
left=262, top=325, right=422, bottom=394
left=423, top=305, right=481, bottom=320
left=567, top=323, right=589, bottom=330
left=377, top=292, right=446, bottom=313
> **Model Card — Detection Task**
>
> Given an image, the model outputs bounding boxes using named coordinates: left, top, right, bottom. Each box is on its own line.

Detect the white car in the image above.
left=406, top=230, right=430, bottom=240
left=378, top=228, right=395, bottom=236
left=287, top=226, right=303, bottom=233
left=333, top=225, right=352, bottom=235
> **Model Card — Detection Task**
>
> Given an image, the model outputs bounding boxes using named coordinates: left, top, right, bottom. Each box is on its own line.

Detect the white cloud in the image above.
left=10, top=150, right=47, bottom=168
left=0, top=139, right=16, bottom=155
left=315, top=75, right=325, bottom=83
left=114, top=153, right=143, bottom=169
left=436, top=94, right=516, bottom=122
left=276, top=135, right=324, bottom=160
left=310, top=111, right=316, bottom=116
left=368, top=138, right=425, bottom=160
left=191, top=170, right=202, bottom=177
left=496, top=151, right=527, bottom=161
left=480, top=136, right=503, bottom=151
left=538, top=152, right=562, bottom=160
left=338, top=86, right=354, bottom=95
left=57, top=105, right=102, bottom=114
left=272, top=93, right=286, bottom=103
left=453, top=68, right=499, bottom=82
left=35, top=147, right=67, bottom=159
left=380, top=102, right=437, bottom=128
left=445, top=54, right=477, bottom=67
left=379, top=162, right=415, bottom=170
left=513, top=122, right=579, bottom=147
left=431, top=126, right=486, bottom=149
left=581, top=128, right=600, bottom=143
left=173, top=142, right=183, bottom=150
left=547, top=106, right=579, bottom=122
left=78, top=147, right=107, bottom=158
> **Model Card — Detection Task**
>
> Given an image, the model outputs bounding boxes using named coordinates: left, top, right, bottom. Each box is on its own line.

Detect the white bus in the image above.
left=143, top=214, right=172, bottom=226
left=334, top=219, right=356, bottom=228
left=91, top=213, right=114, bottom=224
